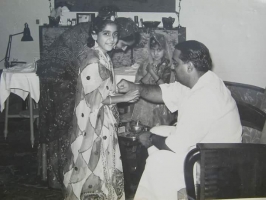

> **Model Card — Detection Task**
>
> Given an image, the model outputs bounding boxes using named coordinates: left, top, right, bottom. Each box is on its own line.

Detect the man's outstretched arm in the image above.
left=117, top=79, right=164, bottom=104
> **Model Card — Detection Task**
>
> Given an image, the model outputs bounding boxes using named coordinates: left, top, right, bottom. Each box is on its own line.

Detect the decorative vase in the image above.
left=48, top=16, right=60, bottom=27
left=162, top=17, right=175, bottom=29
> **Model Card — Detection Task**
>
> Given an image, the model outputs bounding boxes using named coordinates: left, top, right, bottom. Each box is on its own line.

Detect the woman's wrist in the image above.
left=155, top=77, right=161, bottom=84
left=149, top=69, right=156, bottom=77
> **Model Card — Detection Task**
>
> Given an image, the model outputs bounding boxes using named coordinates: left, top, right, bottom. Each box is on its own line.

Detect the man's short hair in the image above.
left=175, top=40, right=213, bottom=72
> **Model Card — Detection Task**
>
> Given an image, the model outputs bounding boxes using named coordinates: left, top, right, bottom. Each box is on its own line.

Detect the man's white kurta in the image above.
left=134, top=71, right=242, bottom=200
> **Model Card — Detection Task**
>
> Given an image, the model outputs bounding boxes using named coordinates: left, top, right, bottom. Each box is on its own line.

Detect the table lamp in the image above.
left=4, top=23, right=33, bottom=68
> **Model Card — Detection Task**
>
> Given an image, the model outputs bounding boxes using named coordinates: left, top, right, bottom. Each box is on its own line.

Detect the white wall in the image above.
left=181, top=0, right=266, bottom=88
left=0, top=0, right=50, bottom=68
left=0, top=0, right=265, bottom=87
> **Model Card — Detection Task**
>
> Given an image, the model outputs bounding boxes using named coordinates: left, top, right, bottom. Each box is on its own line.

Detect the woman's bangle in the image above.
left=109, top=96, right=112, bottom=105
left=155, top=77, right=161, bottom=84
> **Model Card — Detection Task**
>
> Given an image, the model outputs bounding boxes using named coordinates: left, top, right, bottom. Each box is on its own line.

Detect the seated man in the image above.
left=117, top=40, right=242, bottom=200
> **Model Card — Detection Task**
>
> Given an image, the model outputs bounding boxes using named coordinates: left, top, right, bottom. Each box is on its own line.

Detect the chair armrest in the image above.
left=184, top=147, right=200, bottom=200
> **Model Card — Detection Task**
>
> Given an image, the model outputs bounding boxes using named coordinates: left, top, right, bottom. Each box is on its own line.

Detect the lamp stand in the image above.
left=4, top=23, right=33, bottom=68
left=4, top=32, right=23, bottom=68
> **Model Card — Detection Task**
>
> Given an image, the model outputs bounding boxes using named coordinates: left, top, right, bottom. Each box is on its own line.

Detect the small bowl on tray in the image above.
left=129, top=120, right=146, bottom=133
left=118, top=120, right=149, bottom=142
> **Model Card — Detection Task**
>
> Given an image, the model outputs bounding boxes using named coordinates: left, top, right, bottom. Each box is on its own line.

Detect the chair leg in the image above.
left=4, top=96, right=10, bottom=139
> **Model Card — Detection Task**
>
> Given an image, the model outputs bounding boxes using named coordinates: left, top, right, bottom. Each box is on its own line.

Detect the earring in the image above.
left=113, top=45, right=116, bottom=49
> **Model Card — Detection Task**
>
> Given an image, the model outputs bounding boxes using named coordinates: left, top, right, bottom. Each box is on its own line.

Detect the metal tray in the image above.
left=118, top=132, right=139, bottom=142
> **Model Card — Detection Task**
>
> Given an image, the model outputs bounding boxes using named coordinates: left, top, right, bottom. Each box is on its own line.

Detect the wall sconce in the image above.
left=4, top=23, right=33, bottom=68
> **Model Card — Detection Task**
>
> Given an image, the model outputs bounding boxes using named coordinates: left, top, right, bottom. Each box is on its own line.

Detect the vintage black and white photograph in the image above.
left=0, top=0, right=266, bottom=200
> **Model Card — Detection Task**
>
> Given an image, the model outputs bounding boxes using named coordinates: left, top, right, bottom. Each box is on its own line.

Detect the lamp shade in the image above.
left=21, top=23, right=33, bottom=41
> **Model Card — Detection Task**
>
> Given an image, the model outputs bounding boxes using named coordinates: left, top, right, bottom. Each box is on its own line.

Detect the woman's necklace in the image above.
left=94, top=43, right=115, bottom=86
left=98, top=49, right=111, bottom=70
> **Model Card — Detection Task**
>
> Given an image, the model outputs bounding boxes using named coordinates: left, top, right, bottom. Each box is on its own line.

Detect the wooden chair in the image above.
left=183, top=101, right=266, bottom=199
left=184, top=143, right=266, bottom=200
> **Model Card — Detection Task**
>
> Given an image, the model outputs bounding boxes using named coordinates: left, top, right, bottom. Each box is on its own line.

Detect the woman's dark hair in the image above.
left=87, top=16, right=117, bottom=48
left=150, top=37, right=161, bottom=49
left=175, top=40, right=213, bottom=72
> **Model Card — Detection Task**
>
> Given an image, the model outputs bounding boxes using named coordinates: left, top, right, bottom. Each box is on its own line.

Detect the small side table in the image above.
left=0, top=71, right=40, bottom=147
left=118, top=122, right=149, bottom=197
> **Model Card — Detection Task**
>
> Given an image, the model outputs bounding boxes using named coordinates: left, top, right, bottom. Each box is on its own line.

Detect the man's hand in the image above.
left=138, top=132, right=153, bottom=148
left=139, top=131, right=174, bottom=152
left=117, top=79, right=137, bottom=93
left=118, top=79, right=164, bottom=104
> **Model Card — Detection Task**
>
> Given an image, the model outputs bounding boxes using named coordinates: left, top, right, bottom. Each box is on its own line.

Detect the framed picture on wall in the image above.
left=76, top=13, right=95, bottom=24
left=55, top=0, right=175, bottom=12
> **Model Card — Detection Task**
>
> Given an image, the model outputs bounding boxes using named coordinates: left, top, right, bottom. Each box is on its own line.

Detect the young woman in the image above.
left=36, top=8, right=140, bottom=191
left=63, top=16, right=139, bottom=200
left=132, top=33, right=176, bottom=127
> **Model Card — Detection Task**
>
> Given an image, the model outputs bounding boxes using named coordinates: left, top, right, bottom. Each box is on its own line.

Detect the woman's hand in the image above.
left=124, top=90, right=140, bottom=103
left=146, top=64, right=155, bottom=74
left=146, top=64, right=160, bottom=82
left=138, top=132, right=153, bottom=148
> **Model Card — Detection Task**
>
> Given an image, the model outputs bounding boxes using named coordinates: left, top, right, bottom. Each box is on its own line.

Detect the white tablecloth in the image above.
left=0, top=72, right=40, bottom=112
left=0, top=66, right=134, bottom=111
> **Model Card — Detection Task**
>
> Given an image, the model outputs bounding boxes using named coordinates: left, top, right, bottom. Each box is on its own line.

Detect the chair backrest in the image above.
left=184, top=143, right=266, bottom=200
left=224, top=81, right=265, bottom=109
left=236, top=101, right=266, bottom=143
left=237, top=101, right=266, bottom=132
left=259, top=88, right=266, bottom=144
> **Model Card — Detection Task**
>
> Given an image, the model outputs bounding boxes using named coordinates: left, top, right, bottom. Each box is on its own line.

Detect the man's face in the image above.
left=171, top=49, right=190, bottom=87
left=116, top=39, right=135, bottom=51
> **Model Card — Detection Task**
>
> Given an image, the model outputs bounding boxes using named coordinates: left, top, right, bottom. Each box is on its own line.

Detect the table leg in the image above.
left=28, top=94, right=35, bottom=148
left=42, top=143, right=47, bottom=181
left=35, top=102, right=39, bottom=127
left=37, top=145, right=42, bottom=176
left=4, top=96, right=10, bottom=139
